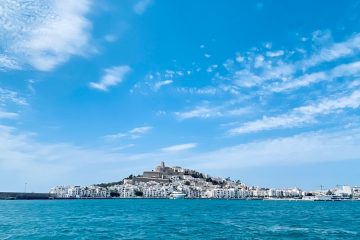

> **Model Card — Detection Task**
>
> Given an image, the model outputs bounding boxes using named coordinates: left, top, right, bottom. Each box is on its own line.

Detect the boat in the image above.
left=314, top=195, right=333, bottom=201
left=169, top=191, right=186, bottom=199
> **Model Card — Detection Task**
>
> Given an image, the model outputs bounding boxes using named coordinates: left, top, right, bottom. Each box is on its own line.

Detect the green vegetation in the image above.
left=110, top=190, right=120, bottom=197
left=134, top=190, right=143, bottom=197
left=96, top=180, right=124, bottom=188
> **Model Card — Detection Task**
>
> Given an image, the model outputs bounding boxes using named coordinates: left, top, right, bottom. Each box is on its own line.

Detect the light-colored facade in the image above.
left=52, top=162, right=358, bottom=200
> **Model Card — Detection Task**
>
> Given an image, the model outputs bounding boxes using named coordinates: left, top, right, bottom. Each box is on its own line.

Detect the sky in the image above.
left=1, top=0, right=360, bottom=192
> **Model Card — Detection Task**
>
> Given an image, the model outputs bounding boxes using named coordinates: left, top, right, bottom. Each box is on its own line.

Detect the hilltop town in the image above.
left=50, top=162, right=360, bottom=201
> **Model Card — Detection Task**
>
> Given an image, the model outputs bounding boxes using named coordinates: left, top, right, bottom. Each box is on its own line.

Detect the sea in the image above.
left=0, top=199, right=359, bottom=239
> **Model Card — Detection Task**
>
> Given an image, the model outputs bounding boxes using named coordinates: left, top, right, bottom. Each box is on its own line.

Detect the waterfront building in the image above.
left=50, top=162, right=358, bottom=201
left=334, top=185, right=353, bottom=197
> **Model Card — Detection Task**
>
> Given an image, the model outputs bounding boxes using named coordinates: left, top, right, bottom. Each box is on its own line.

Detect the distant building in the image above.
left=50, top=162, right=316, bottom=200
left=133, top=162, right=184, bottom=184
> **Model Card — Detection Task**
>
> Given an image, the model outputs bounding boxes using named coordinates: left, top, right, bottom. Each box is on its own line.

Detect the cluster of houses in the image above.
left=50, top=162, right=360, bottom=200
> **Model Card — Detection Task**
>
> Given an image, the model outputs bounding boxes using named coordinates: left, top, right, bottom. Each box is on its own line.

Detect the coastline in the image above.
left=2, top=195, right=359, bottom=201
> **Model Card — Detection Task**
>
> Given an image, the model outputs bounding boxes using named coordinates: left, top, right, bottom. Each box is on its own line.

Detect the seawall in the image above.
left=0, top=192, right=52, bottom=200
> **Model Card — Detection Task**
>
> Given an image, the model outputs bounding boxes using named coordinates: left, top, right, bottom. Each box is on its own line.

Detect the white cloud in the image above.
left=103, top=126, right=152, bottom=141
left=0, top=0, right=93, bottom=71
left=303, top=33, right=360, bottom=68
left=133, top=0, right=153, bottom=15
left=266, top=50, right=284, bottom=57
left=331, top=60, right=360, bottom=77
left=0, top=124, right=193, bottom=191
left=272, top=61, right=360, bottom=92
left=129, top=126, right=153, bottom=139
left=229, top=90, right=360, bottom=135
left=0, top=111, right=18, bottom=119
left=102, top=133, right=127, bottom=141
left=90, top=65, right=131, bottom=91
left=0, top=125, right=134, bottom=191
left=2, top=123, right=360, bottom=191
left=176, top=87, right=218, bottom=95
left=189, top=128, right=360, bottom=170
left=161, top=143, right=197, bottom=152
left=219, top=32, right=360, bottom=92
left=233, top=69, right=263, bottom=87
left=206, top=64, right=218, bottom=73
left=0, top=87, right=27, bottom=121
left=235, top=55, right=244, bottom=63
left=175, top=106, right=222, bottom=120
left=0, top=55, right=21, bottom=71
left=175, top=103, right=250, bottom=120
left=254, top=55, right=265, bottom=68
left=229, top=114, right=314, bottom=135
left=0, top=87, right=27, bottom=106
left=271, top=72, right=328, bottom=92
left=154, top=80, right=173, bottom=90
left=296, top=90, right=360, bottom=115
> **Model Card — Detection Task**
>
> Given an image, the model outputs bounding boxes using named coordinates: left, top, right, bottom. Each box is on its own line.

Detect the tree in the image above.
left=96, top=180, right=123, bottom=188
left=134, top=190, right=143, bottom=197
left=110, top=191, right=120, bottom=197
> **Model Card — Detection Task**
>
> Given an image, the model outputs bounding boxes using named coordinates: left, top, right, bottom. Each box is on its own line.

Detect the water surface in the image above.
left=0, top=199, right=359, bottom=239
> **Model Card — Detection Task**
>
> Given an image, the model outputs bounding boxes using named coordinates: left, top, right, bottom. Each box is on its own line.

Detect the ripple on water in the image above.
left=0, top=200, right=359, bottom=239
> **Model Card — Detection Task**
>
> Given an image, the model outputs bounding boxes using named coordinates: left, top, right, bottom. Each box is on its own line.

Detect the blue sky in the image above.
left=1, top=0, right=360, bottom=192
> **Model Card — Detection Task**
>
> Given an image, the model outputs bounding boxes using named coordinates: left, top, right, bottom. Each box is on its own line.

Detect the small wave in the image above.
left=269, top=225, right=310, bottom=233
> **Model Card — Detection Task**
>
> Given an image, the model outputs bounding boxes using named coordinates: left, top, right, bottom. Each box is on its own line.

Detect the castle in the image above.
left=131, top=162, right=185, bottom=184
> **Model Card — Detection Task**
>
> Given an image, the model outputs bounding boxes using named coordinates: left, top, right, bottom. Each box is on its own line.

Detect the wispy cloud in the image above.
left=175, top=103, right=249, bottom=120
left=0, top=55, right=21, bottom=71
left=229, top=114, right=313, bottom=135
left=0, top=87, right=27, bottom=121
left=0, top=111, right=18, bottom=119
left=133, top=0, right=153, bottom=15
left=0, top=125, right=131, bottom=191
left=129, top=126, right=153, bottom=139
left=189, top=128, right=360, bottom=170
left=175, top=106, right=223, bottom=120
left=2, top=123, right=360, bottom=191
left=265, top=50, right=284, bottom=57
left=103, top=126, right=152, bottom=141
left=229, top=90, right=360, bottom=135
left=131, top=70, right=188, bottom=94
left=154, top=80, right=173, bottom=90
left=90, top=65, right=131, bottom=91
left=0, top=0, right=93, bottom=71
left=302, top=33, right=360, bottom=69
left=102, top=133, right=127, bottom=141
left=217, top=32, right=360, bottom=92
left=271, top=61, right=360, bottom=92
left=0, top=87, right=28, bottom=106
left=175, top=87, right=218, bottom=95
left=161, top=143, right=197, bottom=152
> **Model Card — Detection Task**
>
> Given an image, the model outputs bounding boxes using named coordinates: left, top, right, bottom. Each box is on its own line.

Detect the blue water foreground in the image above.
left=0, top=199, right=359, bottom=239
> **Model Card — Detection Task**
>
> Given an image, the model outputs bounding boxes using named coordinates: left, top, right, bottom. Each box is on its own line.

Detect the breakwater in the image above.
left=0, top=192, right=52, bottom=200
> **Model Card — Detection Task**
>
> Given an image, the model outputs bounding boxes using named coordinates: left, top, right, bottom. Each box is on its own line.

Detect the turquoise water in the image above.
left=0, top=199, right=359, bottom=239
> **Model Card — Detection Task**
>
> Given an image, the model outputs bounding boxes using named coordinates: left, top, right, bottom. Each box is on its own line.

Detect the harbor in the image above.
left=49, top=162, right=360, bottom=201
